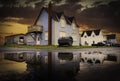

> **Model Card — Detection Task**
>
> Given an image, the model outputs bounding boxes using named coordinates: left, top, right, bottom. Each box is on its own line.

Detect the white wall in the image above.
left=81, top=30, right=106, bottom=46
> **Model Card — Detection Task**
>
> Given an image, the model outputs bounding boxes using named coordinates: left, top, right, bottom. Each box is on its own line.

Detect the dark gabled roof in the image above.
left=86, top=31, right=92, bottom=36
left=81, top=29, right=101, bottom=37
left=106, top=34, right=116, bottom=39
left=34, top=7, right=79, bottom=27
left=52, top=11, right=63, bottom=21
left=81, top=30, right=92, bottom=37
left=94, top=29, right=101, bottom=35
left=34, top=7, right=48, bottom=25
left=81, top=31, right=85, bottom=37
left=64, top=15, right=70, bottom=24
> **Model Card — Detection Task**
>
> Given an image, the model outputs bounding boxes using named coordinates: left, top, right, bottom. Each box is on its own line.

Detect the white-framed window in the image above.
left=44, top=32, right=48, bottom=40
left=59, top=31, right=66, bottom=37
left=60, top=18, right=66, bottom=27
left=72, top=34, right=77, bottom=41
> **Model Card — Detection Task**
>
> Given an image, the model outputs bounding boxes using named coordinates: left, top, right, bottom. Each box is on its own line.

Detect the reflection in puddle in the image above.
left=0, top=50, right=120, bottom=81
left=0, top=51, right=80, bottom=81
left=80, top=51, right=107, bottom=64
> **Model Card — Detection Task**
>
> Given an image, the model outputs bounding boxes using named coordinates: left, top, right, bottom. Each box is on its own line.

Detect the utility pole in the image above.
left=48, top=2, right=52, bottom=45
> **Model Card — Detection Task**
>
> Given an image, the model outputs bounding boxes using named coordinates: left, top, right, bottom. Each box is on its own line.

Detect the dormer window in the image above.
left=84, top=36, right=87, bottom=38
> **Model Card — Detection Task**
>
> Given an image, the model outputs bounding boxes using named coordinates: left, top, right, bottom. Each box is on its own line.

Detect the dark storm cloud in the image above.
left=51, top=0, right=62, bottom=3
left=0, top=0, right=120, bottom=33
left=0, top=6, right=41, bottom=25
left=53, top=4, right=83, bottom=16
left=65, top=0, right=81, bottom=4
left=0, top=7, right=39, bottom=18
left=0, top=0, right=83, bottom=24
left=0, top=0, right=18, bottom=7
left=92, top=1, right=103, bottom=6
left=77, top=0, right=120, bottom=33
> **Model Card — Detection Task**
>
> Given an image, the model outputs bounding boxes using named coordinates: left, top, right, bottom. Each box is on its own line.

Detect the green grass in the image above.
left=0, top=44, right=111, bottom=50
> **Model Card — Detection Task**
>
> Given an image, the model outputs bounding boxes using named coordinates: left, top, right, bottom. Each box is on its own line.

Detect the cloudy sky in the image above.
left=0, top=0, right=120, bottom=42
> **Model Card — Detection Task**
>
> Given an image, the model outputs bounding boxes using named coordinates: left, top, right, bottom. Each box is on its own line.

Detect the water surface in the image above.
left=0, top=48, right=120, bottom=81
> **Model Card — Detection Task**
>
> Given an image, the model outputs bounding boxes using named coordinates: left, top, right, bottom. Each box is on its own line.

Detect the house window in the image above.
left=60, top=18, right=66, bottom=27
left=85, top=41, right=88, bottom=46
left=19, top=37, right=24, bottom=42
left=45, top=32, right=48, bottom=40
left=84, top=36, right=87, bottom=38
left=72, top=34, right=77, bottom=41
left=59, top=31, right=66, bottom=37
left=93, top=35, right=94, bottom=37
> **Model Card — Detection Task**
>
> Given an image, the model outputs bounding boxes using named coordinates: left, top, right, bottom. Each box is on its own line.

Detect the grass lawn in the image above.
left=0, top=44, right=111, bottom=50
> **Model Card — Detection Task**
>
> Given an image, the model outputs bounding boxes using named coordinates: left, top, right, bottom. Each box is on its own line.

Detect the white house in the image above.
left=80, top=29, right=106, bottom=46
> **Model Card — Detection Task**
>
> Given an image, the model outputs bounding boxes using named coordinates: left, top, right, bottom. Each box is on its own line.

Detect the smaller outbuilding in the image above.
left=106, top=34, right=117, bottom=45
left=5, top=34, right=25, bottom=45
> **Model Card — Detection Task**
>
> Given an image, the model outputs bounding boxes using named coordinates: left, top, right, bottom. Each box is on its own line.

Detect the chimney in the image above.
left=48, top=2, right=52, bottom=45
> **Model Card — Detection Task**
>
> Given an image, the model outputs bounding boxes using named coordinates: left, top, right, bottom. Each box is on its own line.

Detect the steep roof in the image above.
left=106, top=34, right=116, bottom=39
left=94, top=29, right=101, bottom=35
left=34, top=7, right=79, bottom=27
left=81, top=29, right=101, bottom=37
left=34, top=7, right=48, bottom=25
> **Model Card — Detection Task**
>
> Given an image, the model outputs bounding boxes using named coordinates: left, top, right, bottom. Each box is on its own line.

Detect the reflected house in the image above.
left=4, top=52, right=25, bottom=62
left=58, top=52, right=73, bottom=62
left=107, top=54, right=117, bottom=61
left=106, top=54, right=120, bottom=63
left=24, top=51, right=43, bottom=64
left=81, top=29, right=106, bottom=46
left=24, top=51, right=80, bottom=79
left=0, top=54, right=4, bottom=61
left=81, top=51, right=107, bottom=64
left=0, top=35, right=4, bottom=45
left=5, top=34, right=25, bottom=45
